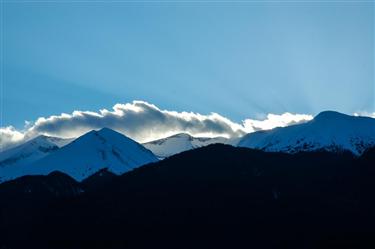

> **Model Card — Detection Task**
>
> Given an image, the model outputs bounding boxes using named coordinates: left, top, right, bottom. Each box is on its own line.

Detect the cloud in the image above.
left=353, top=112, right=375, bottom=118
left=0, top=126, right=25, bottom=151
left=26, top=101, right=247, bottom=141
left=1, top=100, right=313, bottom=150
left=243, top=113, right=313, bottom=131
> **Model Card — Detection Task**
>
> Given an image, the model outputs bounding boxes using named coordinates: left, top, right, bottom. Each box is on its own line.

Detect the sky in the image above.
left=0, top=0, right=374, bottom=148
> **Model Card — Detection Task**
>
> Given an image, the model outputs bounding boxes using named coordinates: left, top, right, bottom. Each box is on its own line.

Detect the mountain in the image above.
left=26, top=128, right=158, bottom=181
left=0, top=135, right=73, bottom=183
left=1, top=144, right=375, bottom=249
left=81, top=168, right=118, bottom=192
left=238, top=111, right=375, bottom=155
left=143, top=133, right=234, bottom=158
left=0, top=171, right=82, bottom=198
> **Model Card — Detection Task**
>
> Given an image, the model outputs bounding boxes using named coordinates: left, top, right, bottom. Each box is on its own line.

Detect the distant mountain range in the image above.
left=0, top=136, right=73, bottom=182
left=0, top=111, right=374, bottom=183
left=0, top=128, right=158, bottom=182
left=0, top=135, right=72, bottom=168
left=143, top=133, right=236, bottom=159
left=239, top=111, right=375, bottom=155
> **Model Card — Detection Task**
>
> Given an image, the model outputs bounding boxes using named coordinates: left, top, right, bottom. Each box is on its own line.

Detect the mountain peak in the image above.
left=239, top=112, right=375, bottom=156
left=171, top=133, right=193, bottom=139
left=25, top=127, right=158, bottom=181
left=143, top=133, right=230, bottom=159
left=0, top=135, right=61, bottom=168
left=97, top=127, right=118, bottom=134
left=314, top=111, right=350, bottom=121
left=32, top=134, right=49, bottom=140
left=84, top=128, right=127, bottom=140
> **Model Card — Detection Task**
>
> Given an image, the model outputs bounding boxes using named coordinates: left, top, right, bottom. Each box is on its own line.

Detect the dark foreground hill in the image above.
left=1, top=144, right=375, bottom=249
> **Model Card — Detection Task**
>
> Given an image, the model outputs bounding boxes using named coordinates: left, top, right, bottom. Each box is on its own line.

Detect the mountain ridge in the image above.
left=0, top=128, right=158, bottom=183
left=0, top=135, right=74, bottom=183
left=143, top=132, right=235, bottom=159
left=238, top=111, right=375, bottom=155
left=1, top=143, right=374, bottom=249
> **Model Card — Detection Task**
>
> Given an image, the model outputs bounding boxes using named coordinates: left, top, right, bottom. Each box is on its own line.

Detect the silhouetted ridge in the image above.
left=81, top=168, right=118, bottom=192
left=0, top=144, right=374, bottom=249
left=0, top=171, right=81, bottom=198
left=361, top=146, right=375, bottom=160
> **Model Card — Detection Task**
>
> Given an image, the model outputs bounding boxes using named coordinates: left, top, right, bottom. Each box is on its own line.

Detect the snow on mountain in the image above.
left=0, top=135, right=73, bottom=170
left=238, top=111, right=375, bottom=155
left=143, top=133, right=235, bottom=159
left=41, top=136, right=75, bottom=148
left=0, top=128, right=158, bottom=183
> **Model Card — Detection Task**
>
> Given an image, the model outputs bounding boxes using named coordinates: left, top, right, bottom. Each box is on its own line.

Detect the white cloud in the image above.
left=353, top=112, right=375, bottom=118
left=0, top=126, right=25, bottom=152
left=243, top=113, right=313, bottom=131
left=0, top=100, right=313, bottom=150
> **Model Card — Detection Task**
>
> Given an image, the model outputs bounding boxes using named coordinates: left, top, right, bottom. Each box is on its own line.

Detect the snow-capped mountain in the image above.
left=0, top=128, right=158, bottom=183
left=0, top=135, right=73, bottom=170
left=143, top=133, right=234, bottom=159
left=238, top=111, right=375, bottom=155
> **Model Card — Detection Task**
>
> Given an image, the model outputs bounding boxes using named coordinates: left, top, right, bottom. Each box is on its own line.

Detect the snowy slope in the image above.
left=143, top=133, right=234, bottom=159
left=0, top=128, right=158, bottom=182
left=0, top=135, right=73, bottom=170
left=238, top=111, right=375, bottom=155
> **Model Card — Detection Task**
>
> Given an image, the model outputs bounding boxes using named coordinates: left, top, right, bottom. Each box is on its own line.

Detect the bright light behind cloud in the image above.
left=353, top=112, right=375, bottom=118
left=0, top=100, right=314, bottom=151
left=243, top=113, right=314, bottom=131
left=0, top=126, right=26, bottom=151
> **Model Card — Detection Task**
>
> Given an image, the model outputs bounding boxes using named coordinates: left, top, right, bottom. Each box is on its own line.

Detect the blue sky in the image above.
left=2, top=1, right=374, bottom=129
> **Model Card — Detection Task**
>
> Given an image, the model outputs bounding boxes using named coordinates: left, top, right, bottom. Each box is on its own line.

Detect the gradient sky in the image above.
left=2, top=1, right=374, bottom=129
